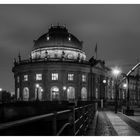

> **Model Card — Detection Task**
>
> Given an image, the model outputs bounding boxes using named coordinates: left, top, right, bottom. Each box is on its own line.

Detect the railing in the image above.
left=14, top=57, right=90, bottom=66
left=0, top=103, right=96, bottom=136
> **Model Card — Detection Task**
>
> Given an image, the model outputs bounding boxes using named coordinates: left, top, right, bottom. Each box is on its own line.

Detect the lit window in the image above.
left=24, top=75, right=28, bottom=81
left=68, top=74, right=74, bottom=81
left=52, top=73, right=58, bottom=80
left=17, top=76, right=20, bottom=83
left=82, top=75, right=86, bottom=82
left=36, top=74, right=42, bottom=80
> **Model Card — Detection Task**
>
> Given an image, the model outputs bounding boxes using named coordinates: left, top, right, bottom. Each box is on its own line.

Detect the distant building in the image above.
left=0, top=90, right=11, bottom=103
left=119, top=74, right=140, bottom=105
left=12, top=25, right=111, bottom=102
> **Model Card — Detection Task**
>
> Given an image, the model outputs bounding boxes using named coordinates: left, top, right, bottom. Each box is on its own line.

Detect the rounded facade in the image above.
left=12, top=25, right=91, bottom=101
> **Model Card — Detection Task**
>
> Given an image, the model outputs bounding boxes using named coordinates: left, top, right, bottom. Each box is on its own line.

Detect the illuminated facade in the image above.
left=12, top=25, right=109, bottom=102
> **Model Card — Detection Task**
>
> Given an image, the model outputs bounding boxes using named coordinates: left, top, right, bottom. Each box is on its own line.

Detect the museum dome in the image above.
left=33, top=25, right=83, bottom=51
left=31, top=25, right=86, bottom=61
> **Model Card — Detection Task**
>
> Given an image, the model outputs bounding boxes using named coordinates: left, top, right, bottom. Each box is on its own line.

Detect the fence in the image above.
left=0, top=102, right=96, bottom=136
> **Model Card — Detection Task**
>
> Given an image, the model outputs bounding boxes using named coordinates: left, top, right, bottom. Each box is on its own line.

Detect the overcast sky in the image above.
left=0, top=4, right=140, bottom=91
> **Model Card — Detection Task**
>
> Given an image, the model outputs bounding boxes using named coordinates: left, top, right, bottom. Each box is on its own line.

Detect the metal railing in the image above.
left=0, top=103, right=95, bottom=136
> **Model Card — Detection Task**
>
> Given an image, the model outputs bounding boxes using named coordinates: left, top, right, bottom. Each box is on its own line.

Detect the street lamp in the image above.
left=36, top=84, right=39, bottom=101
left=112, top=67, right=121, bottom=113
left=63, top=86, right=67, bottom=91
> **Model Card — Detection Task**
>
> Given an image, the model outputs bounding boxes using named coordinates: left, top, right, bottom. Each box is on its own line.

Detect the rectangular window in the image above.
left=36, top=74, right=42, bottom=80
left=68, top=74, right=74, bottom=81
left=52, top=73, right=58, bottom=80
left=82, top=74, right=86, bottom=82
left=17, top=76, right=20, bottom=83
left=24, top=75, right=28, bottom=81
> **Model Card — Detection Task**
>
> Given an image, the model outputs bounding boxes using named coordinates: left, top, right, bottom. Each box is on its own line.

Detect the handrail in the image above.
left=0, top=103, right=95, bottom=136
left=56, top=123, right=71, bottom=136
left=0, top=112, right=54, bottom=130
left=57, top=109, right=71, bottom=115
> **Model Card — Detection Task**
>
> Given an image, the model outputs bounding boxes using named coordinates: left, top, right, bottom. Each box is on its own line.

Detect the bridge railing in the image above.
left=0, top=103, right=96, bottom=136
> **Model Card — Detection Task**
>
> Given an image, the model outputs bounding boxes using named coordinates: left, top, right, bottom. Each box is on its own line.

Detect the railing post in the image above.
left=52, top=112, right=57, bottom=136
left=69, top=106, right=75, bottom=135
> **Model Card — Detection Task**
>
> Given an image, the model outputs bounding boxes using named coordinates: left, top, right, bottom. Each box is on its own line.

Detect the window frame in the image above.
left=36, top=74, right=42, bottom=81
left=52, top=73, right=58, bottom=80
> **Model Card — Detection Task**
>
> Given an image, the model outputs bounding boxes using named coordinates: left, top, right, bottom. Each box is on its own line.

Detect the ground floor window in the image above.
left=67, top=86, right=75, bottom=101
left=17, top=88, right=20, bottom=100
left=51, top=86, right=59, bottom=101
left=81, top=87, right=87, bottom=101
left=35, top=86, right=43, bottom=101
left=23, top=87, right=29, bottom=101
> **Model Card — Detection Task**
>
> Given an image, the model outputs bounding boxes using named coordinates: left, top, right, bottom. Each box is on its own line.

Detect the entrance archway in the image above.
left=67, top=86, right=75, bottom=101
left=51, top=86, right=59, bottom=101
left=35, top=86, right=43, bottom=101
left=81, top=87, right=87, bottom=101
left=23, top=87, right=29, bottom=101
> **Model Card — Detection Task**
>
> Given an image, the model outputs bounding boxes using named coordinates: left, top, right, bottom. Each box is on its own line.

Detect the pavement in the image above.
left=87, top=109, right=140, bottom=136
left=106, top=111, right=140, bottom=136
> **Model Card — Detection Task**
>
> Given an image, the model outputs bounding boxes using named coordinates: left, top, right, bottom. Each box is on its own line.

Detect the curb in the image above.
left=91, top=110, right=98, bottom=135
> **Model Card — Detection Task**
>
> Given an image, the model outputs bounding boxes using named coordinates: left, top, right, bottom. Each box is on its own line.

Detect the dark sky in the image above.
left=0, top=4, right=140, bottom=92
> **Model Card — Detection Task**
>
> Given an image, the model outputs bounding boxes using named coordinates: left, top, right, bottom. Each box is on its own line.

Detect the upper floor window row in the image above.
left=17, top=73, right=87, bottom=82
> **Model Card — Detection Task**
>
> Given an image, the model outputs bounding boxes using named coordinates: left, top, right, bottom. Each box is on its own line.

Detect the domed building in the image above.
left=12, top=25, right=110, bottom=102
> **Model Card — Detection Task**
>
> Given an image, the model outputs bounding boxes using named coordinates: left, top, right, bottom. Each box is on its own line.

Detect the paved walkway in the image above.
left=87, top=110, right=140, bottom=136
left=95, top=111, right=117, bottom=136
left=105, top=111, right=140, bottom=136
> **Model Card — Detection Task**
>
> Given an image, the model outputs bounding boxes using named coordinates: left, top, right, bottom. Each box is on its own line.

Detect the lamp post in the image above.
left=112, top=67, right=121, bottom=114
left=36, top=84, right=39, bottom=101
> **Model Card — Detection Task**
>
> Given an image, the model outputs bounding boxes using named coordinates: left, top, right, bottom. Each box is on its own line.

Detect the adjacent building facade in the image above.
left=12, top=25, right=111, bottom=102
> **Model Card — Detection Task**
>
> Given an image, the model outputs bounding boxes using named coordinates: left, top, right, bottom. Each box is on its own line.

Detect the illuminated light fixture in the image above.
left=112, top=67, right=121, bottom=78
left=103, top=79, right=107, bottom=84
left=123, top=83, right=127, bottom=89
left=41, top=88, right=43, bottom=92
left=36, top=84, right=39, bottom=88
left=0, top=88, right=2, bottom=92
left=47, top=36, right=50, bottom=41
left=68, top=37, right=71, bottom=41
left=63, top=86, right=67, bottom=91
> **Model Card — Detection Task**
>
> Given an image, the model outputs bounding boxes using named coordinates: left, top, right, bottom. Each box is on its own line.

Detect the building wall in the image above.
left=13, top=61, right=91, bottom=101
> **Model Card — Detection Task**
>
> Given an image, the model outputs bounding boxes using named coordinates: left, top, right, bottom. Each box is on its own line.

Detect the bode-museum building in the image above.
left=12, top=25, right=111, bottom=102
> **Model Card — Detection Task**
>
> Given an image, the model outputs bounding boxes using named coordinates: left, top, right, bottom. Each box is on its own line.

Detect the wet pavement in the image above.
left=95, top=111, right=117, bottom=136
left=87, top=110, right=140, bottom=136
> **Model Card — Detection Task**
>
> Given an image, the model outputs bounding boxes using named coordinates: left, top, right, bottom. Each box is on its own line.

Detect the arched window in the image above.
left=23, top=87, right=29, bottom=101
left=35, top=86, right=43, bottom=101
left=50, top=86, right=59, bottom=101
left=81, top=87, right=87, bottom=101
left=67, top=86, right=75, bottom=101
left=17, top=88, right=20, bottom=100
